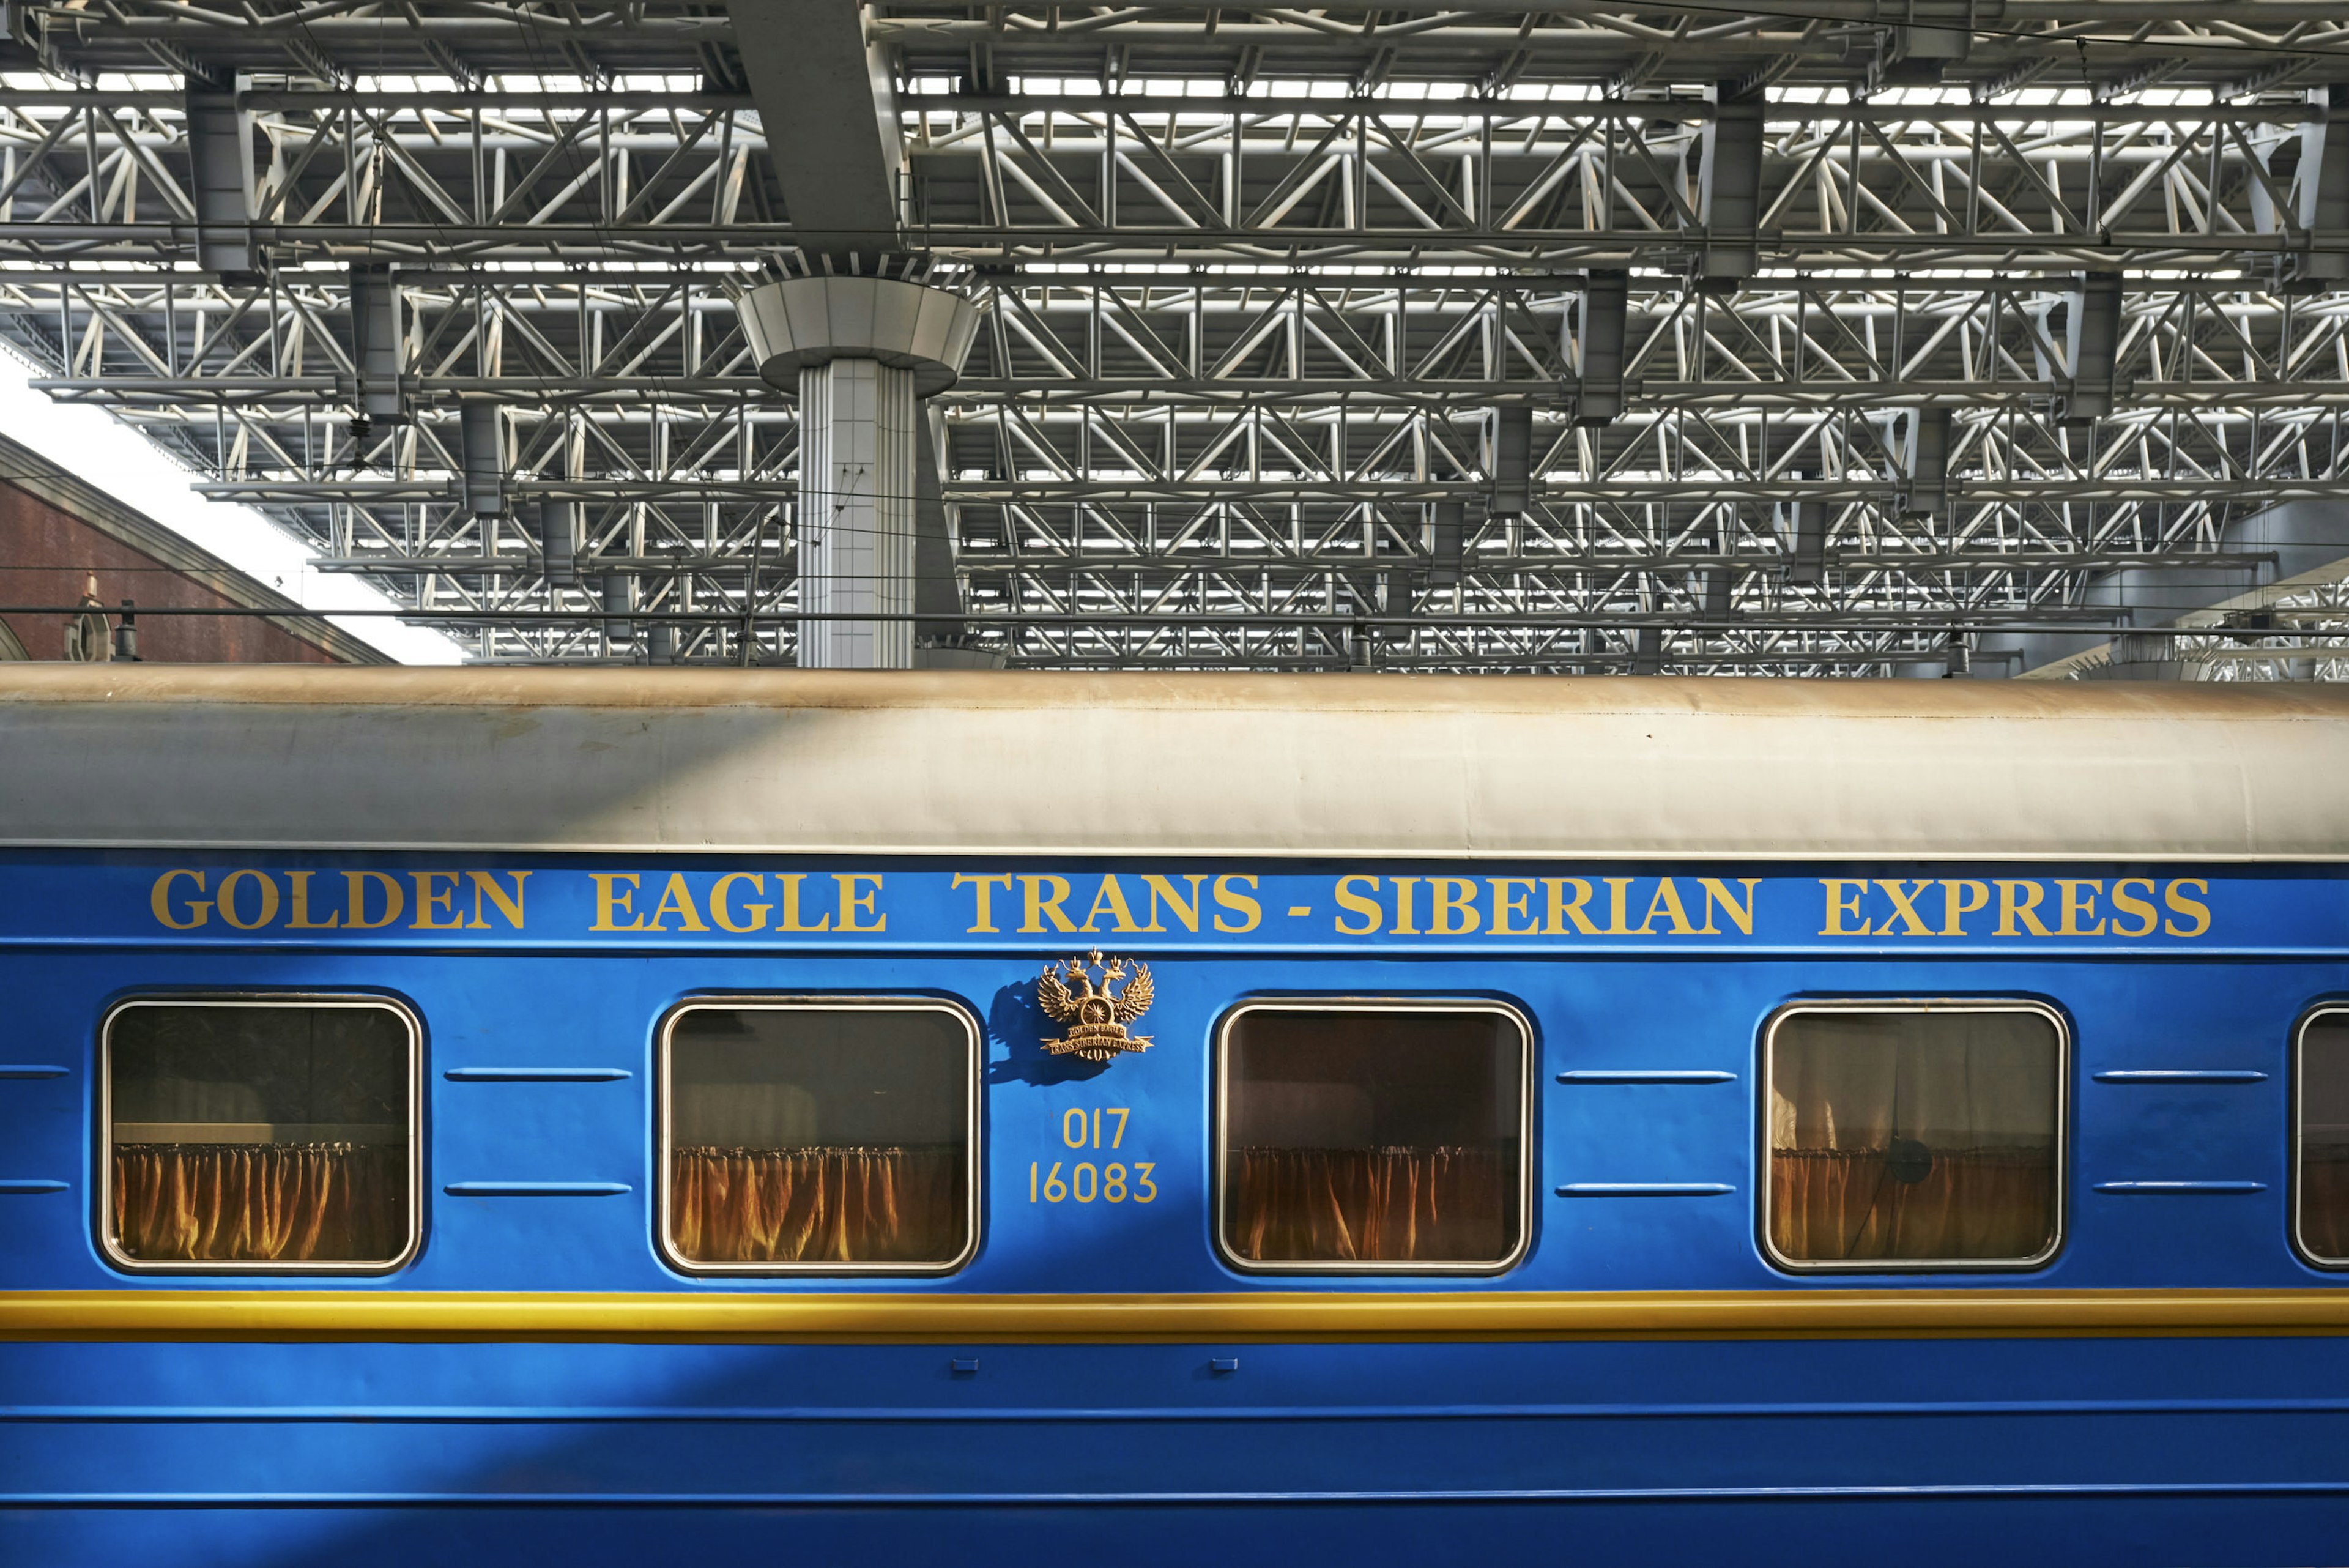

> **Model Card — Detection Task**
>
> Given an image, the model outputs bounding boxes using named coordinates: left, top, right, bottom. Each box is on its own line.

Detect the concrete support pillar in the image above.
left=736, top=272, right=981, bottom=669
left=797, top=357, right=918, bottom=669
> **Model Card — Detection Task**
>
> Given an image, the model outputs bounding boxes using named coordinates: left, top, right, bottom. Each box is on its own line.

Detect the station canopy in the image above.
left=2, top=1, right=2347, bottom=677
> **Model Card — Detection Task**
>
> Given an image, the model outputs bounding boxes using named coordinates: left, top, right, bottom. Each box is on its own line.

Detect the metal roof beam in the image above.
left=1572, top=270, right=1627, bottom=426
left=1696, top=81, right=1765, bottom=292
left=2055, top=271, right=2123, bottom=425
left=727, top=0, right=903, bottom=260
left=347, top=264, right=405, bottom=428
left=2284, top=86, right=2349, bottom=293
left=184, top=81, right=257, bottom=280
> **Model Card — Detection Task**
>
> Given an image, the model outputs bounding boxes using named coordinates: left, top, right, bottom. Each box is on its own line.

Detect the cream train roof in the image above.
left=2, top=666, right=2344, bottom=860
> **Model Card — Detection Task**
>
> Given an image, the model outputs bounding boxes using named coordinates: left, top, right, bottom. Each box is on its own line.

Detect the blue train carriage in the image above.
left=4, top=665, right=2349, bottom=1564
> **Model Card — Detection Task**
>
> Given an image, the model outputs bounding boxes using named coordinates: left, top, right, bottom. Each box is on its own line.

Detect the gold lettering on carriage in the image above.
left=1816, top=877, right=2213, bottom=938
left=950, top=871, right=1767, bottom=939
left=140, top=868, right=2221, bottom=944
left=149, top=868, right=530, bottom=932
left=1321, top=875, right=1761, bottom=937
left=585, top=871, right=884, bottom=933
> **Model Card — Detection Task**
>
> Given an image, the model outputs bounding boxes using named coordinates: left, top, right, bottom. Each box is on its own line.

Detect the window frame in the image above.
left=655, top=995, right=984, bottom=1279
left=2291, top=1003, right=2349, bottom=1270
left=1211, top=997, right=1537, bottom=1279
left=1757, top=998, right=2071, bottom=1276
left=97, top=992, right=425, bottom=1277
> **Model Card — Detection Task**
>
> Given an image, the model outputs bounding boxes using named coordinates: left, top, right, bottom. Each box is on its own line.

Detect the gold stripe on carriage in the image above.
left=6, top=1288, right=2349, bottom=1342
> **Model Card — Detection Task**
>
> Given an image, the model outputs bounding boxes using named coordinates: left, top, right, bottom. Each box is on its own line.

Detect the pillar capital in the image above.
left=736, top=274, right=981, bottom=398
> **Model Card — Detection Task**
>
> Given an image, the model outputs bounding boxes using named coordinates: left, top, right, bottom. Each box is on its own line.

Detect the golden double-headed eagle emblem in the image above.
left=1036, top=949, right=1154, bottom=1061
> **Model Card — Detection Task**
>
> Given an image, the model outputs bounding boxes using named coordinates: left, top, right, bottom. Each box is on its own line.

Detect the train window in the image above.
left=2295, top=1011, right=2349, bottom=1266
left=1215, top=1002, right=1532, bottom=1274
left=1764, top=1003, right=2066, bottom=1270
left=659, top=1000, right=979, bottom=1274
left=100, top=998, right=420, bottom=1273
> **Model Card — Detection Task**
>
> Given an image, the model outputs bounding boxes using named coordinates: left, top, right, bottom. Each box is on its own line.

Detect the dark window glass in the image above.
left=105, top=1002, right=415, bottom=1267
left=2298, top=1016, right=2349, bottom=1263
left=1220, top=1007, right=1527, bottom=1269
left=664, top=1005, right=974, bottom=1271
left=1767, top=1008, right=2062, bottom=1266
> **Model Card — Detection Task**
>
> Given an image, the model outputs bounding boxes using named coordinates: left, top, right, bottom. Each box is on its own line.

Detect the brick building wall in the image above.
left=0, top=431, right=381, bottom=664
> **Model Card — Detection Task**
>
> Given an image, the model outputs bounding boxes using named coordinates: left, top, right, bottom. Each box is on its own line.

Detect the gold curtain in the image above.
left=1770, top=1148, right=2055, bottom=1261
left=669, top=1145, right=965, bottom=1265
left=113, top=1143, right=406, bottom=1262
left=2302, top=1148, right=2349, bottom=1258
left=1226, top=1145, right=1513, bottom=1263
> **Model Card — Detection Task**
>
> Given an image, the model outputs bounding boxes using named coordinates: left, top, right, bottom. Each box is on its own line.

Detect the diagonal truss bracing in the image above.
left=0, top=1, right=2345, bottom=674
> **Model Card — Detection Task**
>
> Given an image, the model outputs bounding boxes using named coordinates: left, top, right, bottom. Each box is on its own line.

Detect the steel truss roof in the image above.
left=0, top=2, right=2347, bottom=674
